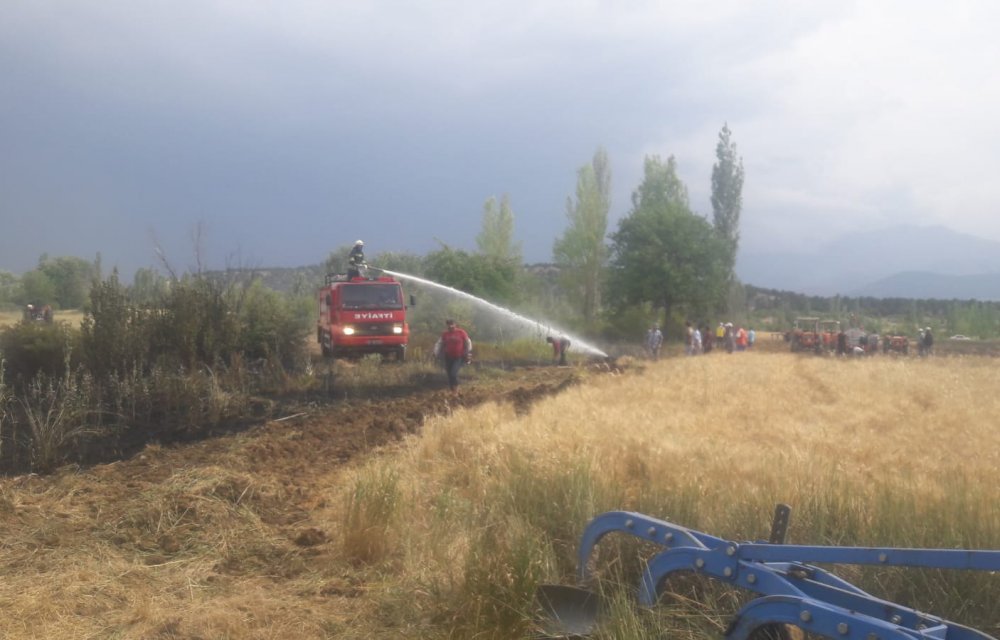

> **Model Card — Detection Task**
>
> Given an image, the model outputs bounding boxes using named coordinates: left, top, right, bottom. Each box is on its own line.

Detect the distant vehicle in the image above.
left=23, top=303, right=53, bottom=323
left=819, top=320, right=840, bottom=352
left=883, top=334, right=909, bottom=355
left=949, top=334, right=972, bottom=341
left=788, top=317, right=822, bottom=353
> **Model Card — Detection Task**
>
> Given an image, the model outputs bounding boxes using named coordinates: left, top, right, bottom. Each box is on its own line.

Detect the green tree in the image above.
left=711, top=124, right=745, bottom=287
left=476, top=194, right=522, bottom=265
left=370, top=251, right=426, bottom=277
left=633, top=154, right=689, bottom=212
left=553, top=147, right=611, bottom=328
left=18, top=270, right=57, bottom=307
left=130, top=267, right=170, bottom=306
left=0, top=271, right=18, bottom=307
left=38, top=255, right=98, bottom=309
left=609, top=155, right=727, bottom=324
left=425, top=246, right=519, bottom=304
left=324, top=244, right=355, bottom=275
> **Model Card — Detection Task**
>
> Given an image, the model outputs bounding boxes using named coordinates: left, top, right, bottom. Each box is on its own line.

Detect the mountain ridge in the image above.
left=737, top=224, right=1000, bottom=300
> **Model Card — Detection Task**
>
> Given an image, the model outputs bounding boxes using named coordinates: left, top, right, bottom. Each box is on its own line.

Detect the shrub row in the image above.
left=0, top=272, right=312, bottom=473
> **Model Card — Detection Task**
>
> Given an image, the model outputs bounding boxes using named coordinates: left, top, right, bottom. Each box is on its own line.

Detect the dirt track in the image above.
left=184, top=363, right=573, bottom=463
left=49, top=362, right=589, bottom=496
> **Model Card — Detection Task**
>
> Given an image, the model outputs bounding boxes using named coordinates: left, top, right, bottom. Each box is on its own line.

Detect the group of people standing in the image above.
left=646, top=321, right=756, bottom=359
left=694, top=322, right=755, bottom=355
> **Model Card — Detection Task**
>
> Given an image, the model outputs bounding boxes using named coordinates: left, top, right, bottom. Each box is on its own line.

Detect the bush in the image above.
left=236, top=282, right=311, bottom=370
left=0, top=271, right=315, bottom=473
left=80, top=271, right=151, bottom=377
left=18, top=372, right=104, bottom=472
left=151, top=276, right=240, bottom=370
left=0, top=321, right=79, bottom=381
left=80, top=271, right=312, bottom=375
left=601, top=302, right=655, bottom=343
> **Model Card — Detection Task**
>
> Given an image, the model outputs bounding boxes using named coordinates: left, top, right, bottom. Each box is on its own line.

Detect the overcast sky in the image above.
left=2, top=1, right=999, bottom=277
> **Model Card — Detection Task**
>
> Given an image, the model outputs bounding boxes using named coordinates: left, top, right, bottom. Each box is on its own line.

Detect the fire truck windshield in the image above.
left=341, top=284, right=403, bottom=310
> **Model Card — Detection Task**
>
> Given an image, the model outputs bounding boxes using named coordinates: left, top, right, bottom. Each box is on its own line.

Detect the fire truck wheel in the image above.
left=395, top=347, right=406, bottom=363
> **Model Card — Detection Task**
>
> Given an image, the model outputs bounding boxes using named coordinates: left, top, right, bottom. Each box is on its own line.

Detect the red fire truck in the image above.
left=317, top=273, right=411, bottom=361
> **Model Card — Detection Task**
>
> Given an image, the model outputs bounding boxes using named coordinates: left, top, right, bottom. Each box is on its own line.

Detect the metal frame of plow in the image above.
left=575, top=511, right=1000, bottom=640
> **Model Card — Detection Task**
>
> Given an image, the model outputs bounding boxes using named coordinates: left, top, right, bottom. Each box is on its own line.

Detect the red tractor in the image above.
left=788, top=317, right=822, bottom=353
left=883, top=334, right=910, bottom=355
left=819, top=320, right=841, bottom=352
left=316, top=273, right=412, bottom=361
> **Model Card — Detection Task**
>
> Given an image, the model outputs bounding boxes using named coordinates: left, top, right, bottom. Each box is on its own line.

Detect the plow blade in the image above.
left=534, top=584, right=600, bottom=638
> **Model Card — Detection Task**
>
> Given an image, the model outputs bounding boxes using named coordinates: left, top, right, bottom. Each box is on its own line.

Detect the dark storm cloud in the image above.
left=3, top=1, right=1000, bottom=277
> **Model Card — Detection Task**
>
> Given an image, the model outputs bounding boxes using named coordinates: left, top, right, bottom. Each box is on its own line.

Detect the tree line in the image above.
left=309, top=125, right=747, bottom=342
left=6, top=122, right=1000, bottom=341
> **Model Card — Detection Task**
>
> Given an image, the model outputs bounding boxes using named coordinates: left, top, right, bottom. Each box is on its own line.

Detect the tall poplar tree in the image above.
left=476, top=194, right=521, bottom=265
left=553, top=147, right=611, bottom=326
left=453, top=193, right=522, bottom=303
left=711, top=123, right=745, bottom=285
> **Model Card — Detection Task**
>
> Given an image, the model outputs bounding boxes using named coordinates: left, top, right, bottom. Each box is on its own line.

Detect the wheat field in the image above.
left=343, top=351, right=1000, bottom=636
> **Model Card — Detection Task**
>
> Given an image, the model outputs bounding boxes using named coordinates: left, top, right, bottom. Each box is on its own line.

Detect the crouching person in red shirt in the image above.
left=434, top=319, right=472, bottom=392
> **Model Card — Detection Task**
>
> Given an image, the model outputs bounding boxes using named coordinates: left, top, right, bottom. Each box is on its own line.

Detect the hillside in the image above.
left=849, top=270, right=1000, bottom=300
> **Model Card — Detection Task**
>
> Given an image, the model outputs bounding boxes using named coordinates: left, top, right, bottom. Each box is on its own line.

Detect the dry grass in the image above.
left=365, top=352, right=1000, bottom=635
left=1, top=352, right=998, bottom=638
left=406, top=352, right=1000, bottom=522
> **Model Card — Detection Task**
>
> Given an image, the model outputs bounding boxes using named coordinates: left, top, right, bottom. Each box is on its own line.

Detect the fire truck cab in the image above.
left=317, top=274, right=411, bottom=361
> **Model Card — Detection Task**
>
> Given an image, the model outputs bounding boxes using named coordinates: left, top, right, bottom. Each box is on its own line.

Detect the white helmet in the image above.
left=355, top=240, right=364, bottom=246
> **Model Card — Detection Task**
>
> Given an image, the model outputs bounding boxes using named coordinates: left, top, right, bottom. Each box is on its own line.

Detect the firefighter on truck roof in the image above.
left=347, top=240, right=366, bottom=278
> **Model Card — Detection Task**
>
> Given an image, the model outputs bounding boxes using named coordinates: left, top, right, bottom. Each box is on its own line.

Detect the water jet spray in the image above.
left=371, top=267, right=609, bottom=359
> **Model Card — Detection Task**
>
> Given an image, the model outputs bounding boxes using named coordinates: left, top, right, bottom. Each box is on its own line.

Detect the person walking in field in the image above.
left=646, top=324, right=663, bottom=360
left=747, top=327, right=756, bottom=350
left=434, top=319, right=472, bottom=393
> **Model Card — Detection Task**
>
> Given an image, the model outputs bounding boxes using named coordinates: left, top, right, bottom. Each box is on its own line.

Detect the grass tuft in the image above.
left=342, top=462, right=402, bottom=565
